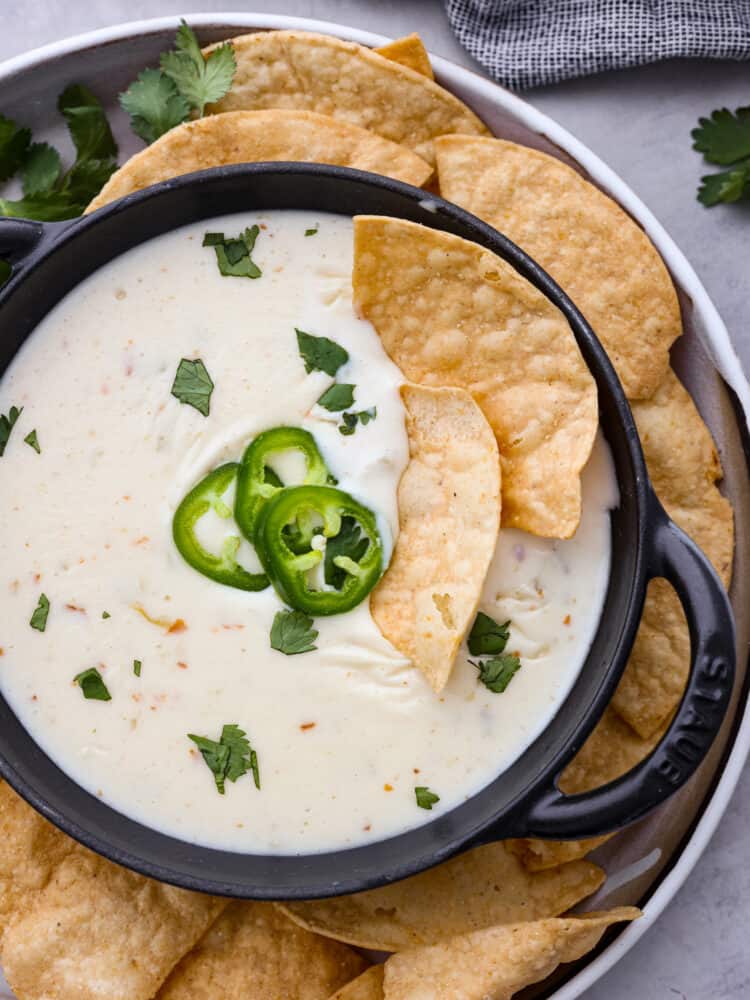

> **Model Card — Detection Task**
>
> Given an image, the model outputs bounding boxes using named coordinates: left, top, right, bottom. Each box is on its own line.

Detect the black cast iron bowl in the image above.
left=0, top=163, right=736, bottom=899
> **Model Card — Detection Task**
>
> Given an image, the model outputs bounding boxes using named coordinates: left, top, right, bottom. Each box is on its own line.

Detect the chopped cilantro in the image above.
left=317, top=383, right=356, bottom=412
left=305, top=225, right=319, bottom=236
left=120, top=69, right=189, bottom=145
left=0, top=405, right=22, bottom=457
left=23, top=429, right=40, bottom=453
left=188, top=723, right=259, bottom=794
left=296, top=329, right=349, bottom=376
left=102, top=611, right=111, bottom=619
left=133, top=658, right=142, bottom=677
left=30, top=593, right=50, bottom=632
left=338, top=407, right=376, bottom=436
left=74, top=667, right=111, bottom=701
left=202, top=226, right=261, bottom=278
left=471, top=653, right=521, bottom=694
left=467, top=612, right=510, bottom=657
left=692, top=106, right=750, bottom=206
left=0, top=114, right=31, bottom=181
left=325, top=516, right=370, bottom=589
left=171, top=358, right=214, bottom=416
left=270, top=609, right=319, bottom=655
left=415, top=786, right=440, bottom=810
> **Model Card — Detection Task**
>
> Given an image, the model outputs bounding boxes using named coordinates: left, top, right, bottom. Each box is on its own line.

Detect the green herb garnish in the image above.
left=171, top=358, right=214, bottom=416
left=270, top=609, right=319, bottom=655
left=0, top=405, right=22, bottom=457
left=692, top=106, right=750, bottom=206
left=338, top=407, right=376, bottom=436
left=102, top=611, right=111, bottom=619
left=74, top=667, right=111, bottom=701
left=119, top=21, right=236, bottom=144
left=133, top=659, right=142, bottom=677
left=305, top=225, right=319, bottom=236
left=471, top=653, right=521, bottom=694
left=188, top=723, right=259, bottom=794
left=0, top=86, right=117, bottom=221
left=317, top=383, right=356, bottom=412
left=296, top=329, right=349, bottom=376
left=415, top=786, right=440, bottom=810
left=202, top=226, right=261, bottom=278
left=23, top=429, right=40, bottom=453
left=30, top=593, right=50, bottom=632
left=468, top=612, right=510, bottom=657
left=324, top=516, right=370, bottom=589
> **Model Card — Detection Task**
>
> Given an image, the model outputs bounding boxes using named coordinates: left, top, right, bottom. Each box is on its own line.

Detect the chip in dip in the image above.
left=0, top=211, right=615, bottom=853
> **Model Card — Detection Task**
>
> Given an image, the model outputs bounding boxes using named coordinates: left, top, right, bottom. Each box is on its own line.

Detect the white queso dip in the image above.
left=0, top=212, right=615, bottom=853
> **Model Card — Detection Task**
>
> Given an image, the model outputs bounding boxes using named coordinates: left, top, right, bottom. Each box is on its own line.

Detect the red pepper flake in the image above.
left=131, top=693, right=142, bottom=703
left=0, top=648, right=4, bottom=656
left=31, top=694, right=38, bottom=701
left=222, top=624, right=245, bottom=631
left=33, top=573, right=41, bottom=584
left=125, top=365, right=133, bottom=376
left=363, top=824, right=372, bottom=832
left=168, top=619, right=187, bottom=634
left=384, top=783, right=394, bottom=792
left=413, top=768, right=420, bottom=774
left=300, top=722, right=316, bottom=731
left=66, top=603, right=86, bottom=614
left=122, top=495, right=131, bottom=502
left=177, top=661, right=188, bottom=670
left=563, top=614, right=571, bottom=626
left=133, top=536, right=150, bottom=547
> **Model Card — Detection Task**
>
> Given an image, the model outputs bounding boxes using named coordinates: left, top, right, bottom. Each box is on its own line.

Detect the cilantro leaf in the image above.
left=21, top=144, right=61, bottom=196
left=698, top=161, right=750, bottom=206
left=0, top=193, right=88, bottom=221
left=188, top=723, right=258, bottom=794
left=471, top=653, right=521, bottom=694
left=296, top=329, right=349, bottom=376
left=338, top=407, right=377, bottom=436
left=30, top=593, right=50, bottom=632
left=133, top=658, right=142, bottom=676
left=317, top=383, right=356, bottom=412
left=203, top=226, right=261, bottom=278
left=0, top=114, right=31, bottom=181
left=0, top=405, right=22, bottom=457
left=325, top=516, right=370, bottom=589
left=161, top=22, right=236, bottom=117
left=305, top=225, right=319, bottom=236
left=102, top=611, right=111, bottom=619
left=119, top=69, right=190, bottom=145
left=270, top=609, right=319, bottom=655
left=692, top=106, right=750, bottom=166
left=58, top=84, right=118, bottom=162
left=467, top=612, right=510, bottom=657
left=74, top=667, right=111, bottom=701
left=415, top=786, right=440, bottom=810
left=171, top=358, right=214, bottom=416
left=24, top=428, right=40, bottom=453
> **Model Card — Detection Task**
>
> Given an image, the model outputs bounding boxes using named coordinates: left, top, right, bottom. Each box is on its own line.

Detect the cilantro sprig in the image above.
left=692, top=105, right=750, bottom=207
left=270, top=609, right=319, bottom=655
left=415, top=786, right=440, bottom=810
left=119, top=21, right=236, bottom=144
left=0, top=86, right=117, bottom=222
left=188, top=723, right=259, bottom=794
left=467, top=612, right=521, bottom=693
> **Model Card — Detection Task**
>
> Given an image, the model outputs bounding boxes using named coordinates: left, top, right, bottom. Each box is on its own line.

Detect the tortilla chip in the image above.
left=612, top=368, right=734, bottom=738
left=375, top=34, right=433, bottom=79
left=509, top=706, right=666, bottom=869
left=371, top=384, right=501, bottom=691
left=434, top=136, right=681, bottom=400
left=279, top=842, right=603, bottom=952
left=87, top=109, right=432, bottom=212
left=206, top=31, right=488, bottom=163
left=383, top=907, right=640, bottom=999
left=328, top=966, right=385, bottom=1000
left=158, top=900, right=367, bottom=1000
left=1, top=847, right=226, bottom=1000
left=353, top=216, right=598, bottom=538
left=0, top=781, right=75, bottom=938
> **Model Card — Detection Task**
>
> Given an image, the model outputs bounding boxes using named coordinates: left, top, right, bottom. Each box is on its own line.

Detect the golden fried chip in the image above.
left=434, top=135, right=681, bottom=400
left=374, top=34, right=433, bottom=79
left=0, top=781, right=74, bottom=938
left=205, top=31, right=487, bottom=163
left=353, top=216, right=598, bottom=538
left=371, top=384, right=501, bottom=691
left=328, top=966, right=385, bottom=1000
left=1, top=847, right=226, bottom=1000
left=612, top=368, right=734, bottom=737
left=509, top=706, right=666, bottom=869
left=279, top=842, right=603, bottom=951
left=383, top=907, right=640, bottom=999
left=158, top=900, right=367, bottom=1000
left=87, top=109, right=432, bottom=212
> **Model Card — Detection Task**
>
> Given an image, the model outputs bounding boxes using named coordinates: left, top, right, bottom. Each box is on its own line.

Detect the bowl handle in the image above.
left=0, top=218, right=44, bottom=263
left=512, top=491, right=736, bottom=841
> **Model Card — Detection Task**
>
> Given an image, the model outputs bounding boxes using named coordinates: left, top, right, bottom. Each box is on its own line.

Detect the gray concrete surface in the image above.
left=2, top=3, right=749, bottom=997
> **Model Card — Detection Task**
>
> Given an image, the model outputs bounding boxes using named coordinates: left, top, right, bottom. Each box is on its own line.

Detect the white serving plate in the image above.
left=0, top=14, right=748, bottom=999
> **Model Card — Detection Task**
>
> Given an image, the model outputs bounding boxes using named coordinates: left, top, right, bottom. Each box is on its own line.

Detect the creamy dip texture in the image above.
left=0, top=211, right=615, bottom=853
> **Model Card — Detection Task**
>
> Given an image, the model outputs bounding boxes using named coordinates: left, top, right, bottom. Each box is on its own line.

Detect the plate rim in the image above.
left=1, top=12, right=749, bottom=998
